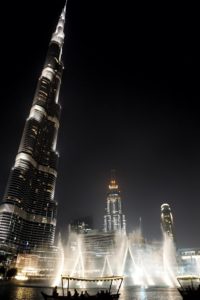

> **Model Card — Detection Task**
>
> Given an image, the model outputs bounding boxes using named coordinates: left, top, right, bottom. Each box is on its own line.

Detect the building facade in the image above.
left=177, top=248, right=200, bottom=275
left=104, top=176, right=126, bottom=234
left=69, top=216, right=93, bottom=235
left=0, top=4, right=67, bottom=252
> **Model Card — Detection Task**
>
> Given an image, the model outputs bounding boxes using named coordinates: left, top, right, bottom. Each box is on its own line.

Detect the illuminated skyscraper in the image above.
left=0, top=3, right=67, bottom=252
left=104, top=173, right=126, bottom=234
left=161, top=203, right=174, bottom=238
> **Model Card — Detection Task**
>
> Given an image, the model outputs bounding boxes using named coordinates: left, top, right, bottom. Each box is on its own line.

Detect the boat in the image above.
left=41, top=275, right=123, bottom=299
left=177, top=275, right=200, bottom=300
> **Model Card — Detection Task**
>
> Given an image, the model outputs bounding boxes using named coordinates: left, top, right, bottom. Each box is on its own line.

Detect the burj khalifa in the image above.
left=0, top=2, right=67, bottom=252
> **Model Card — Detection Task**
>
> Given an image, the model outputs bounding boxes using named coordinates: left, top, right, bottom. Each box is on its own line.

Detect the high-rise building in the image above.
left=104, top=173, right=126, bottom=234
left=161, top=203, right=174, bottom=238
left=0, top=3, right=67, bottom=252
left=69, top=216, right=93, bottom=234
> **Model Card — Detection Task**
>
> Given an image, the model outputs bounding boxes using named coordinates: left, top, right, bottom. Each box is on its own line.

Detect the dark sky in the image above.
left=0, top=1, right=199, bottom=248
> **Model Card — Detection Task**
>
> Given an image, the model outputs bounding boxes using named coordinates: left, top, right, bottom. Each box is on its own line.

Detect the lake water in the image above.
left=0, top=283, right=182, bottom=300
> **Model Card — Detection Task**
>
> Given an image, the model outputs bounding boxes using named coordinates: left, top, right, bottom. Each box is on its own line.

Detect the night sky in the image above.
left=0, top=1, right=199, bottom=248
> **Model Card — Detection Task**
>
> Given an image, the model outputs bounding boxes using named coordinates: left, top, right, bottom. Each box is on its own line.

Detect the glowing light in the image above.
left=109, top=180, right=118, bottom=190
left=15, top=274, right=28, bottom=281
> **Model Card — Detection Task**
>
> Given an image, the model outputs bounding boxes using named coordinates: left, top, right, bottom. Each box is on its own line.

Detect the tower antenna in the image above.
left=110, top=169, right=116, bottom=181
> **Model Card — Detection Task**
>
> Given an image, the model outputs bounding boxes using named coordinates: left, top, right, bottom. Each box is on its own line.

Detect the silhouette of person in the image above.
left=52, top=286, right=58, bottom=296
left=74, top=288, right=79, bottom=297
left=80, top=291, right=84, bottom=299
left=84, top=290, right=89, bottom=297
left=67, top=290, right=72, bottom=298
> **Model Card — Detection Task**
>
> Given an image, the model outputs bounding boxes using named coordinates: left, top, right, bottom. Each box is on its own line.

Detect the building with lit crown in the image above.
left=161, top=203, right=174, bottom=238
left=0, top=3, right=67, bottom=252
left=104, top=174, right=126, bottom=234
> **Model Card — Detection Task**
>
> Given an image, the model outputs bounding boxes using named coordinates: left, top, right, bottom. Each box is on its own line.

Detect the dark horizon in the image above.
left=0, top=1, right=199, bottom=248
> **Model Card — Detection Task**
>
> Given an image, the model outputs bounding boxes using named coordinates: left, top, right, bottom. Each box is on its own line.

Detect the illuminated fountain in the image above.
left=53, top=233, right=65, bottom=286
left=53, top=228, right=179, bottom=288
left=51, top=202, right=181, bottom=288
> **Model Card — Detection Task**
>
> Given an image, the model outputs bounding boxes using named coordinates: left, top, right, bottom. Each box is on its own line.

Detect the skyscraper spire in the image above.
left=51, top=1, right=67, bottom=48
left=109, top=169, right=118, bottom=190
left=110, top=169, right=116, bottom=181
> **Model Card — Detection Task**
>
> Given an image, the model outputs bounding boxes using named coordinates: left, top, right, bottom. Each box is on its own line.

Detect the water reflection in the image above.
left=15, top=287, right=34, bottom=299
left=120, top=287, right=182, bottom=300
left=0, top=285, right=182, bottom=300
left=139, top=287, right=147, bottom=300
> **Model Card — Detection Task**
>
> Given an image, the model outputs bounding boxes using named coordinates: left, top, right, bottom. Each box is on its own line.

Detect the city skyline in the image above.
left=0, top=1, right=199, bottom=248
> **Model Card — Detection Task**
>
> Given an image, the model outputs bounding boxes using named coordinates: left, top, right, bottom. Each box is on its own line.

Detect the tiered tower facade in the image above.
left=104, top=175, right=126, bottom=234
left=161, top=203, right=174, bottom=238
left=0, top=3, right=67, bottom=252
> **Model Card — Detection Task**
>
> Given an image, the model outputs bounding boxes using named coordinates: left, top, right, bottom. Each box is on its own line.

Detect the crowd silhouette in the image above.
left=51, top=286, right=116, bottom=299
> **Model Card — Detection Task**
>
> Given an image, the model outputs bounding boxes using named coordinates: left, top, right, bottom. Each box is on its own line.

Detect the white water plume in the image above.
left=54, top=229, right=181, bottom=288
left=162, top=232, right=178, bottom=287
left=53, top=232, right=65, bottom=286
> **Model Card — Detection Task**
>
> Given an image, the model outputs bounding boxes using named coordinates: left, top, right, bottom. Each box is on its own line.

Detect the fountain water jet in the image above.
left=162, top=232, right=178, bottom=287
left=54, top=229, right=180, bottom=287
left=53, top=233, right=65, bottom=286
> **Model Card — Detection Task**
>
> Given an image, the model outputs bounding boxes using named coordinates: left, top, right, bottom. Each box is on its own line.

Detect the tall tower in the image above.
left=104, top=171, right=126, bottom=234
left=161, top=203, right=174, bottom=238
left=0, top=3, right=67, bottom=252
